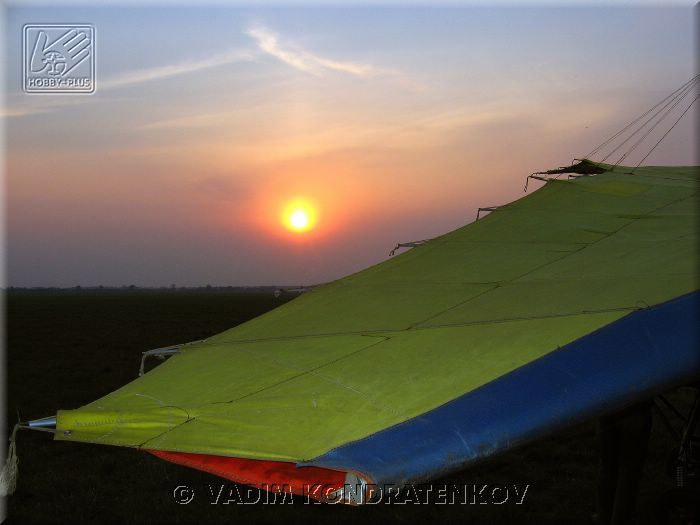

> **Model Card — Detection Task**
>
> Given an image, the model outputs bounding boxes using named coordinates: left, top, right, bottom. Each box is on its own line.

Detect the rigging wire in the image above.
left=614, top=80, right=698, bottom=166
left=600, top=76, right=698, bottom=164
left=631, top=94, right=699, bottom=172
left=584, top=74, right=699, bottom=160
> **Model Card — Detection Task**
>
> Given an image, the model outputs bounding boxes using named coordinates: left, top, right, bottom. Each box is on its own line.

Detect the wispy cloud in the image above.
left=1, top=97, right=87, bottom=119
left=5, top=25, right=405, bottom=121
left=246, top=25, right=377, bottom=77
left=101, top=48, right=256, bottom=90
left=4, top=48, right=257, bottom=119
left=0, top=106, right=49, bottom=119
left=140, top=112, right=229, bottom=130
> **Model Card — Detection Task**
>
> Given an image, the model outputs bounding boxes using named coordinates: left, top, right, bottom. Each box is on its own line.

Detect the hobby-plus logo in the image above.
left=23, top=24, right=95, bottom=93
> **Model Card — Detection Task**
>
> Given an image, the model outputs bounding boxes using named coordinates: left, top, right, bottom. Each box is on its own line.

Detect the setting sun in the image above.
left=290, top=210, right=309, bottom=230
left=282, top=199, right=317, bottom=233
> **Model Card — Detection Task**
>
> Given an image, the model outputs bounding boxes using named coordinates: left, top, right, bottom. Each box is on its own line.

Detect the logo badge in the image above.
left=23, top=24, right=95, bottom=93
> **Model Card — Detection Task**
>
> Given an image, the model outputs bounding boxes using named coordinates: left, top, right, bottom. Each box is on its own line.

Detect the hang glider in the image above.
left=20, top=159, right=697, bottom=503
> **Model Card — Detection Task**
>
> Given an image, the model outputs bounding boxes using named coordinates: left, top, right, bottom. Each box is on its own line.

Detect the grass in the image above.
left=4, top=288, right=693, bottom=524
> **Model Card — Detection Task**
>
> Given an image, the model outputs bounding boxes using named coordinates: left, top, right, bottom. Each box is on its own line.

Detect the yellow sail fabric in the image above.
left=55, top=163, right=699, bottom=462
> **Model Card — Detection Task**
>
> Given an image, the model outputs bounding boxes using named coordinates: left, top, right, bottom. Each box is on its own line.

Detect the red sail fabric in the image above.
left=148, top=449, right=347, bottom=503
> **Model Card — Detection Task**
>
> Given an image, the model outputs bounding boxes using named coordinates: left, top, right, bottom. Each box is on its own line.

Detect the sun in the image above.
left=290, top=210, right=309, bottom=230
left=282, top=199, right=317, bottom=233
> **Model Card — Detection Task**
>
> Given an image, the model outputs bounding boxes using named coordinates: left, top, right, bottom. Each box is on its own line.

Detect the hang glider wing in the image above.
left=51, top=161, right=700, bottom=502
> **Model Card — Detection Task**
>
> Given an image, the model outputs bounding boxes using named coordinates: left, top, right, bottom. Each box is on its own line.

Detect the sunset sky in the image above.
left=3, top=5, right=697, bottom=287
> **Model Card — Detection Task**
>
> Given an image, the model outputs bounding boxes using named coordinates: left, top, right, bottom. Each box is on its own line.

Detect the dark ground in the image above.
left=3, top=289, right=695, bottom=524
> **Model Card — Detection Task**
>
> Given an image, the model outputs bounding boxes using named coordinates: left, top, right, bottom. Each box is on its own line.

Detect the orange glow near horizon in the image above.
left=282, top=199, right=317, bottom=233
left=247, top=168, right=370, bottom=243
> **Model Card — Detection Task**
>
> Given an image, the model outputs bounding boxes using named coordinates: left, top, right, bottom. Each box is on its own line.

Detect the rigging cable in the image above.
left=600, top=76, right=698, bottom=164
left=631, top=94, right=699, bottom=173
left=584, top=74, right=699, bottom=161
left=614, top=80, right=698, bottom=167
